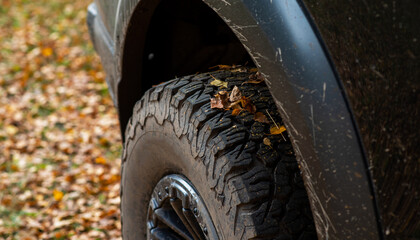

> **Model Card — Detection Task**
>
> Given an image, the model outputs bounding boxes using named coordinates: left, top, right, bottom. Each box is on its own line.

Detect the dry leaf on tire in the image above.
left=229, top=100, right=242, bottom=109
left=254, top=112, right=269, bottom=123
left=246, top=71, right=265, bottom=84
left=229, top=86, right=242, bottom=102
left=210, top=79, right=228, bottom=88
left=263, top=137, right=272, bottom=147
left=209, top=64, right=236, bottom=70
left=232, top=109, right=242, bottom=116
left=241, top=96, right=256, bottom=113
left=231, top=67, right=248, bottom=73
left=210, top=91, right=229, bottom=109
left=270, top=125, right=286, bottom=135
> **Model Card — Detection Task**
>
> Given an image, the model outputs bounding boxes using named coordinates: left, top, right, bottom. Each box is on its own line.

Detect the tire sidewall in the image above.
left=122, top=118, right=225, bottom=239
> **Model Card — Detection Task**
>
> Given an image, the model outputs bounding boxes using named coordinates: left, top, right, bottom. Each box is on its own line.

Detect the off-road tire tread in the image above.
left=122, top=70, right=316, bottom=239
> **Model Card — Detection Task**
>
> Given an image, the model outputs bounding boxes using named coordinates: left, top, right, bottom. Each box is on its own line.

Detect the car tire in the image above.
left=121, top=69, right=316, bottom=239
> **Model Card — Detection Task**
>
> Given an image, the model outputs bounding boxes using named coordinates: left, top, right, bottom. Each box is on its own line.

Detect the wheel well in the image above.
left=118, top=0, right=253, bottom=136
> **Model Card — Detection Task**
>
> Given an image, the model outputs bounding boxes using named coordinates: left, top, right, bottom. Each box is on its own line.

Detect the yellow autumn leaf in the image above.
left=210, top=79, right=228, bottom=88
left=41, top=47, right=53, bottom=57
left=95, top=156, right=106, bottom=164
left=5, top=125, right=18, bottom=135
left=53, top=190, right=64, bottom=201
left=270, top=125, right=286, bottom=135
left=210, top=64, right=234, bottom=70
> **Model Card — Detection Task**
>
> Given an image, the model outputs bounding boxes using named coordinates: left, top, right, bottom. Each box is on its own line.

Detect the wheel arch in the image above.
left=115, top=0, right=252, bottom=135
left=114, top=0, right=382, bottom=239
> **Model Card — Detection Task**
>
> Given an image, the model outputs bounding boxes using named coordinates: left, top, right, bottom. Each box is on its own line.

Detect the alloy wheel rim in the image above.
left=147, top=174, right=218, bottom=240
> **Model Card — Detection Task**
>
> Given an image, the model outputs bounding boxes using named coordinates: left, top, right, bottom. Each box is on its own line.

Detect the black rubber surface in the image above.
left=121, top=69, right=316, bottom=239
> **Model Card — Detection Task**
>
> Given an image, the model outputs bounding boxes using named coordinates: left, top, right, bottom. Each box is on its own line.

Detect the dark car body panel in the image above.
left=201, top=1, right=381, bottom=239
left=302, top=0, right=420, bottom=238
left=88, top=0, right=419, bottom=239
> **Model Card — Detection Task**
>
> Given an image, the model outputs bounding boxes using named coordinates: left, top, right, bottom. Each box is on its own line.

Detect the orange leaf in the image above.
left=10, top=165, right=19, bottom=171
left=270, top=125, right=286, bottom=135
left=229, top=101, right=242, bottom=109
left=55, top=232, right=64, bottom=239
left=95, top=156, right=106, bottom=164
left=240, top=96, right=256, bottom=113
left=41, top=47, right=53, bottom=57
left=210, top=64, right=236, bottom=70
left=65, top=175, right=75, bottom=182
left=53, top=190, right=64, bottom=201
left=232, top=109, right=242, bottom=116
left=240, top=96, right=251, bottom=108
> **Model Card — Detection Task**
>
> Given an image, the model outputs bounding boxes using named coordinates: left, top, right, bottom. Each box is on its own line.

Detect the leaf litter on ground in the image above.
left=0, top=0, right=122, bottom=239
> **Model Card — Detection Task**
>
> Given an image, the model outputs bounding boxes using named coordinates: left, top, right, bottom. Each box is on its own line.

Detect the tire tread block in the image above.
left=122, top=70, right=315, bottom=239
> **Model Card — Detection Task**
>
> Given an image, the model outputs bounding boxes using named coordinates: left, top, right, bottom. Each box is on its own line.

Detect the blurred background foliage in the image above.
left=0, top=0, right=122, bottom=239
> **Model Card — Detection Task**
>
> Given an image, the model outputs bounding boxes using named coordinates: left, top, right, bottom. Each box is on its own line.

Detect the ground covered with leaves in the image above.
left=0, top=0, right=122, bottom=239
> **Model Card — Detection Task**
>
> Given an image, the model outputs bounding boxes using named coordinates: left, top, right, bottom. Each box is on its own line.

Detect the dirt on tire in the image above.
left=121, top=68, right=316, bottom=239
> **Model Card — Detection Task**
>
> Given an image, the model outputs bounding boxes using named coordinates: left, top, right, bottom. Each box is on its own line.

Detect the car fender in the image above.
left=92, top=0, right=383, bottom=238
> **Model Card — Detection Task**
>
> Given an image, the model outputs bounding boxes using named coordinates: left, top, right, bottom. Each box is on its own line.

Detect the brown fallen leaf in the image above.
left=246, top=71, right=265, bottom=84
left=99, top=137, right=110, bottom=147
left=240, top=96, right=249, bottom=107
left=246, top=79, right=264, bottom=84
left=263, top=137, right=271, bottom=147
left=270, top=125, right=287, bottom=135
left=210, top=97, right=224, bottom=109
left=216, top=91, right=229, bottom=101
left=229, top=86, right=242, bottom=102
left=254, top=112, right=269, bottom=123
left=0, top=1, right=124, bottom=238
left=1, top=196, right=12, bottom=206
left=241, top=96, right=256, bottom=113
left=210, top=91, right=229, bottom=109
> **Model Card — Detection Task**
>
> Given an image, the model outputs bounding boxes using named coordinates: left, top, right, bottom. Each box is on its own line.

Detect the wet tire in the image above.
left=121, top=69, right=316, bottom=239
